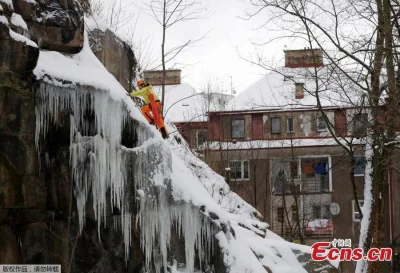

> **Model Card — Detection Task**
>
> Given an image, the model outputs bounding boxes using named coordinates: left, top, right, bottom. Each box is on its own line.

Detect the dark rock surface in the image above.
left=1, top=0, right=85, bottom=53
left=89, top=28, right=136, bottom=91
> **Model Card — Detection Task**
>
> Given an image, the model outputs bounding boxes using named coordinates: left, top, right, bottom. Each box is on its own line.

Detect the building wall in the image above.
left=209, top=109, right=336, bottom=142
left=175, top=122, right=208, bottom=149
left=206, top=144, right=399, bottom=272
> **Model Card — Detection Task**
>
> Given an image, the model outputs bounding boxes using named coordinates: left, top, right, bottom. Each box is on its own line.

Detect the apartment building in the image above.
left=201, top=49, right=399, bottom=272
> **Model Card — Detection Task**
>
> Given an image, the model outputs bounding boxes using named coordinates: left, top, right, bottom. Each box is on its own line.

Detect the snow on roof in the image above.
left=152, top=84, right=233, bottom=123
left=227, top=67, right=363, bottom=111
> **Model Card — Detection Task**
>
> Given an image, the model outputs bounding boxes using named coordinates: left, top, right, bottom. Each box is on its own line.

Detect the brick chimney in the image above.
left=143, top=69, right=181, bottom=86
left=295, top=83, right=304, bottom=99
left=284, top=48, right=323, bottom=68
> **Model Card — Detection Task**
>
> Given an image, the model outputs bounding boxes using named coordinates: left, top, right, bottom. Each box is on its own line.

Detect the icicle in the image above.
left=35, top=82, right=135, bottom=257
left=35, top=81, right=217, bottom=271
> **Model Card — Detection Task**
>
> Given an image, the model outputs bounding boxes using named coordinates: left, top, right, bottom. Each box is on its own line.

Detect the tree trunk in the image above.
left=161, top=0, right=167, bottom=115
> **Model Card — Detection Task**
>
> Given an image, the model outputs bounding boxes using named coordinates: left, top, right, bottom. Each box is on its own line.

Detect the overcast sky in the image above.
left=115, top=0, right=301, bottom=94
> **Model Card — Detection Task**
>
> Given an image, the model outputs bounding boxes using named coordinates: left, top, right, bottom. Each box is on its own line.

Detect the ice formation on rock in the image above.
left=34, top=81, right=218, bottom=272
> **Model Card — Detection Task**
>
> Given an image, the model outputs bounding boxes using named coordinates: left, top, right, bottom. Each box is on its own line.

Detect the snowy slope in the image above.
left=28, top=16, right=337, bottom=272
left=166, top=126, right=340, bottom=272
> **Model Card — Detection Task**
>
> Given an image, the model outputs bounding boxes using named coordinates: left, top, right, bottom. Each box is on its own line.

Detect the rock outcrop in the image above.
left=0, top=1, right=144, bottom=272
left=1, top=0, right=84, bottom=53
left=88, top=27, right=136, bottom=91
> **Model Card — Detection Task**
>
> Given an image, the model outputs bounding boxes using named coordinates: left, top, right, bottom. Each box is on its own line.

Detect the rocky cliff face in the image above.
left=0, top=1, right=225, bottom=273
left=0, top=1, right=143, bottom=271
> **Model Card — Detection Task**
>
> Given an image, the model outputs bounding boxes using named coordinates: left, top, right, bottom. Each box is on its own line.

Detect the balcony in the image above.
left=303, top=219, right=333, bottom=238
left=273, top=174, right=330, bottom=195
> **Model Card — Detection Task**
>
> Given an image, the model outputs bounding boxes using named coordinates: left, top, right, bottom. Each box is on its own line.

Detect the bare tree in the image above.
left=243, top=0, right=400, bottom=272
left=143, top=0, right=209, bottom=112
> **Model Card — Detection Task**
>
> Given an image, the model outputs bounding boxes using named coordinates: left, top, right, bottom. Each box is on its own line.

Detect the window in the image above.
left=277, top=207, right=284, bottom=223
left=271, top=117, right=281, bottom=134
left=300, top=157, right=330, bottom=192
left=352, top=200, right=364, bottom=222
left=312, top=205, right=332, bottom=220
left=287, top=117, right=294, bottom=133
left=196, top=129, right=208, bottom=148
left=228, top=161, right=249, bottom=180
left=231, top=119, right=245, bottom=139
left=317, top=116, right=327, bottom=132
left=295, top=83, right=305, bottom=99
left=353, top=113, right=368, bottom=137
left=313, top=206, right=321, bottom=219
left=354, top=156, right=367, bottom=176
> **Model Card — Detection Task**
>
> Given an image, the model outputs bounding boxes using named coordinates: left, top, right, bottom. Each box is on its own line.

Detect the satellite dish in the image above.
left=330, top=202, right=340, bottom=216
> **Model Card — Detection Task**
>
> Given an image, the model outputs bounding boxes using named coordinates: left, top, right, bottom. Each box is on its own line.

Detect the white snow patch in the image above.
left=0, top=0, right=13, bottom=10
left=355, top=118, right=374, bottom=273
left=11, top=13, right=28, bottom=30
left=9, top=28, right=37, bottom=47
left=226, top=68, right=363, bottom=111
left=0, top=15, right=9, bottom=25
left=85, top=15, right=108, bottom=32
left=204, top=137, right=363, bottom=151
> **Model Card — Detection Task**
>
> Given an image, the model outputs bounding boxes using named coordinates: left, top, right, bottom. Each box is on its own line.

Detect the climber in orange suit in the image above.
left=130, top=80, right=169, bottom=139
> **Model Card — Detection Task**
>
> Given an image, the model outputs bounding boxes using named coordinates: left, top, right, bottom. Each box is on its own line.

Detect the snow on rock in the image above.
left=0, top=0, right=13, bottom=10
left=11, top=13, right=28, bottom=30
left=165, top=126, right=331, bottom=272
left=1, top=13, right=35, bottom=46
left=0, top=15, right=9, bottom=25
left=10, top=12, right=30, bottom=38
left=9, top=27, right=37, bottom=47
left=167, top=125, right=262, bottom=219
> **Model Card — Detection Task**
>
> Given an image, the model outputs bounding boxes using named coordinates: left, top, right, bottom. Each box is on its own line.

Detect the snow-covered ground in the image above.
left=1, top=11, right=338, bottom=272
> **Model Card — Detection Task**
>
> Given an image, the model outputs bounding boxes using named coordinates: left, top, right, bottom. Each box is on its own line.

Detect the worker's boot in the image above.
left=160, top=127, right=169, bottom=139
